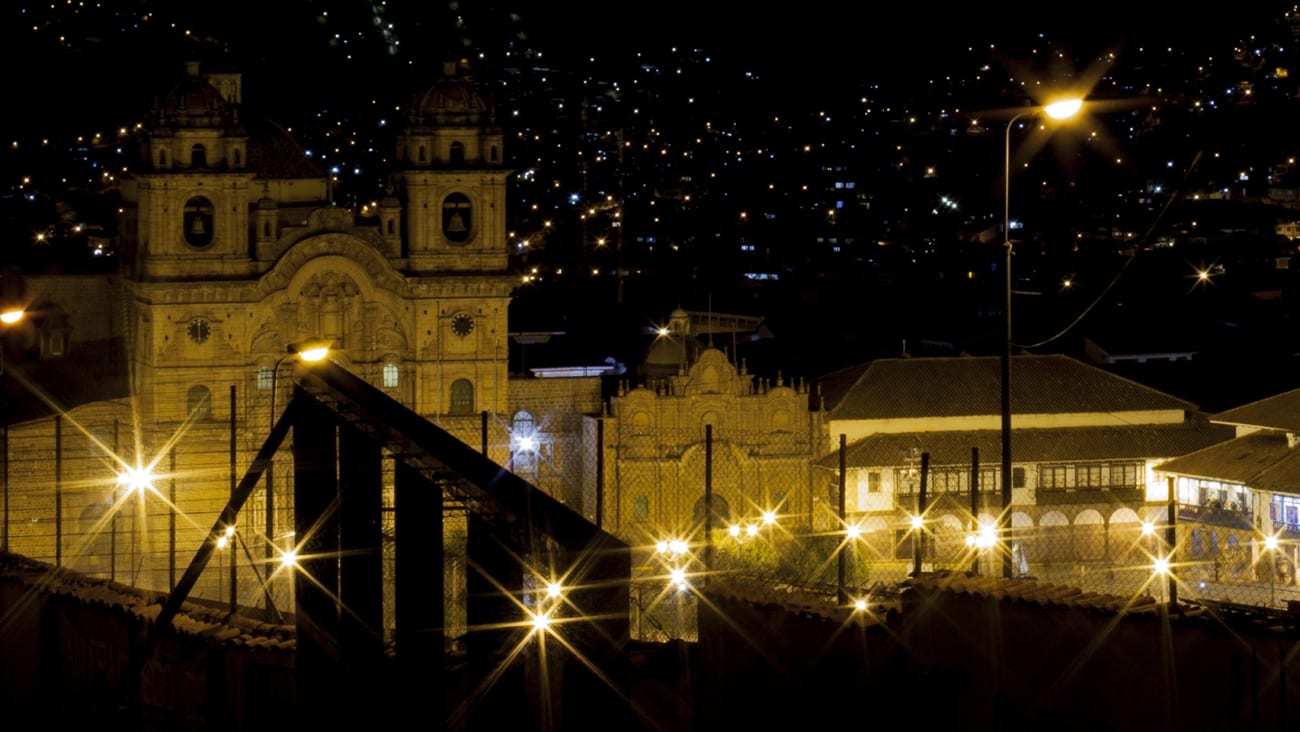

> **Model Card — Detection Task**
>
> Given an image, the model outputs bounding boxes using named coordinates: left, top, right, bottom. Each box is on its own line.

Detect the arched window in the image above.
left=183, top=196, right=215, bottom=247
left=383, top=362, right=399, bottom=389
left=263, top=221, right=272, bottom=238
left=489, top=145, right=499, bottom=164
left=187, top=385, right=212, bottom=419
left=256, top=366, right=274, bottom=391
left=158, top=148, right=167, bottom=166
left=511, top=410, right=538, bottom=479
left=386, top=219, right=395, bottom=235
left=450, top=141, right=465, bottom=165
left=442, top=193, right=472, bottom=244
left=450, top=379, right=474, bottom=414
left=232, top=148, right=242, bottom=166
left=191, top=144, right=207, bottom=168
left=418, top=145, right=426, bottom=163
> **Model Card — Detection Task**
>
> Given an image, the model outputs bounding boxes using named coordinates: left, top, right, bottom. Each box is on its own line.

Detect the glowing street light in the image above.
left=1000, top=97, right=1084, bottom=579
left=0, top=306, right=22, bottom=551
left=116, top=465, right=156, bottom=495
left=264, top=339, right=331, bottom=612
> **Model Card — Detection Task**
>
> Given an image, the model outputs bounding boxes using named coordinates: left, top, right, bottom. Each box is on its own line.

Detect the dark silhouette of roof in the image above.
left=821, top=354, right=1198, bottom=421
left=1212, top=387, right=1300, bottom=432
left=1157, top=430, right=1300, bottom=492
left=817, top=420, right=1233, bottom=468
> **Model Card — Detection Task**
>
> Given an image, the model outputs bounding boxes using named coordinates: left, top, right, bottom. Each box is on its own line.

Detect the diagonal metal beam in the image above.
left=151, top=395, right=302, bottom=634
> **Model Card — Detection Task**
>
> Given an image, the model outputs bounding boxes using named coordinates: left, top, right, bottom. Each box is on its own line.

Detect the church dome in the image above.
left=408, top=63, right=491, bottom=127
left=155, top=76, right=235, bottom=129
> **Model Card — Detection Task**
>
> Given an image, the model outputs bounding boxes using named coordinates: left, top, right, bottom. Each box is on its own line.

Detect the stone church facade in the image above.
left=2, top=61, right=825, bottom=605
left=3, top=61, right=585, bottom=602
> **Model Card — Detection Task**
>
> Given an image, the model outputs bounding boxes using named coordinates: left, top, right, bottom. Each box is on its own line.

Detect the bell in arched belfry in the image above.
left=190, top=215, right=208, bottom=236
left=446, top=211, right=467, bottom=233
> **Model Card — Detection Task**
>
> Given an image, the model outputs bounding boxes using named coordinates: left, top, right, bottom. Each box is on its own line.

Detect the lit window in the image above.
left=450, top=379, right=474, bottom=414
left=382, top=362, right=399, bottom=388
left=256, top=366, right=274, bottom=391
left=633, top=495, right=649, bottom=521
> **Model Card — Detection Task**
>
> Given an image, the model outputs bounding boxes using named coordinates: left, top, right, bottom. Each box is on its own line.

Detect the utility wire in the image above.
left=1014, top=148, right=1204, bottom=350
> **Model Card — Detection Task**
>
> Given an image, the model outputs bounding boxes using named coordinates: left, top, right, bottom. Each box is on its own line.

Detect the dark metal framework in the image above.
left=130, top=359, right=631, bottom=727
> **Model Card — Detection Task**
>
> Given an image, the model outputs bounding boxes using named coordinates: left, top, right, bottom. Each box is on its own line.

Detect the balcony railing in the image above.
left=1036, top=485, right=1145, bottom=505
left=1181, top=502, right=1253, bottom=529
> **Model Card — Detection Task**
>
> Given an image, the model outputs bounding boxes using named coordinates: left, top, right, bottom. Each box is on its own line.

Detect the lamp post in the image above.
left=1000, top=99, right=1082, bottom=579
left=0, top=307, right=23, bottom=553
left=264, top=339, right=330, bottom=612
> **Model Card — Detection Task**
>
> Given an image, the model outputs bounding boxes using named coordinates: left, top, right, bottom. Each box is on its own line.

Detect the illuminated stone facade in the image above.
left=2, top=61, right=598, bottom=600
left=599, top=308, right=824, bottom=544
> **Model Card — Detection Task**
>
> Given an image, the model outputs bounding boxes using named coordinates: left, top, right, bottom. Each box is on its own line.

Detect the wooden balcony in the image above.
left=1035, top=486, right=1146, bottom=506
left=1180, top=502, right=1253, bottom=530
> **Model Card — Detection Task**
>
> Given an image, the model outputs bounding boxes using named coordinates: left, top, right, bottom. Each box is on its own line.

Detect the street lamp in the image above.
left=999, top=98, right=1083, bottom=579
left=263, top=339, right=331, bottom=612
left=0, top=307, right=22, bottom=553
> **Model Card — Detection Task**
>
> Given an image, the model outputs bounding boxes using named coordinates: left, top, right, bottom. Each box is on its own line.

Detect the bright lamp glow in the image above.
left=116, top=465, right=155, bottom=494
left=1044, top=98, right=1083, bottom=120
left=1265, top=535, right=1279, bottom=551
left=546, top=581, right=563, bottom=599
left=910, top=515, right=924, bottom=530
left=1141, top=521, right=1156, bottom=536
left=297, top=346, right=329, bottom=362
left=761, top=510, right=777, bottom=526
left=846, top=524, right=861, bottom=540
left=280, top=549, right=298, bottom=568
left=0, top=308, right=23, bottom=325
left=669, top=567, right=688, bottom=591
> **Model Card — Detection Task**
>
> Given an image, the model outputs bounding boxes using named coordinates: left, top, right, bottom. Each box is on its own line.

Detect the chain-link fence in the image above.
left=4, top=403, right=1291, bottom=651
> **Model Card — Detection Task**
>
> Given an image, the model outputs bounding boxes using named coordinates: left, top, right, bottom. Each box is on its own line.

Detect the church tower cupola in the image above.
left=393, top=61, right=510, bottom=274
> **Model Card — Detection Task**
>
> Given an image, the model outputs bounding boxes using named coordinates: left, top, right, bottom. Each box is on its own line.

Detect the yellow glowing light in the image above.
left=1153, top=557, right=1170, bottom=576
left=745, top=524, right=758, bottom=538
left=0, top=309, right=23, bottom=325
left=846, top=524, right=861, bottom=540
left=669, top=539, right=688, bottom=555
left=1265, top=535, right=1279, bottom=551
left=216, top=535, right=229, bottom=550
left=761, top=510, right=777, bottom=526
left=1044, top=98, right=1084, bottom=120
left=669, top=567, right=688, bottom=591
left=910, top=515, right=924, bottom=531
left=854, top=598, right=868, bottom=612
left=116, top=466, right=155, bottom=494
left=1141, top=521, right=1156, bottom=536
left=531, top=610, right=552, bottom=632
left=280, top=549, right=298, bottom=568
left=298, top=346, right=330, bottom=362
left=546, top=581, right=563, bottom=599
left=728, top=524, right=741, bottom=538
